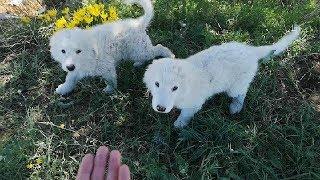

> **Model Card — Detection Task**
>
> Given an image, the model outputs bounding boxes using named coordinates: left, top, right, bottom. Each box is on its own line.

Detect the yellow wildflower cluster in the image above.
left=21, top=3, right=120, bottom=32
left=53, top=3, right=119, bottom=31
left=26, top=158, right=44, bottom=170
left=38, top=9, right=58, bottom=22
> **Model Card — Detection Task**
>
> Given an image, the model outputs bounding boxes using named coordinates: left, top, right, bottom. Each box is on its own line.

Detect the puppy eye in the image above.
left=155, top=82, right=159, bottom=87
left=61, top=49, right=66, bottom=54
left=76, top=50, right=82, bottom=54
left=172, top=86, right=178, bottom=91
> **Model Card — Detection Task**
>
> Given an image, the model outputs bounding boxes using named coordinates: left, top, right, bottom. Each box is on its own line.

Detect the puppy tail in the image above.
left=256, top=25, right=301, bottom=60
left=270, top=25, right=301, bottom=55
left=124, top=0, right=154, bottom=28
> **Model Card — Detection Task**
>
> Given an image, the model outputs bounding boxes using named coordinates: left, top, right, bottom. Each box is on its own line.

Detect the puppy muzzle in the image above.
left=66, top=64, right=75, bottom=71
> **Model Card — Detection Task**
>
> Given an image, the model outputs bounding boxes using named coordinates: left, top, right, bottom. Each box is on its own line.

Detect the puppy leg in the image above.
left=153, top=44, right=175, bottom=58
left=229, top=94, right=246, bottom=114
left=55, top=73, right=80, bottom=95
left=227, top=78, right=252, bottom=114
left=102, top=67, right=117, bottom=94
left=174, top=108, right=200, bottom=128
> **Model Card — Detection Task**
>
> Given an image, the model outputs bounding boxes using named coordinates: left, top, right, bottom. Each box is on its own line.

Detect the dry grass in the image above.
left=0, top=0, right=43, bottom=17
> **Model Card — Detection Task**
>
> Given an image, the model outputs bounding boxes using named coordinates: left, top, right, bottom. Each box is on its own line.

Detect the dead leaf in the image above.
left=72, top=131, right=80, bottom=138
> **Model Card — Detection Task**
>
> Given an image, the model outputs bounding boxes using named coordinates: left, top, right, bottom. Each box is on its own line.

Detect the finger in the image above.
left=91, top=146, right=109, bottom=180
left=76, top=154, right=94, bottom=180
left=106, top=150, right=121, bottom=180
left=118, top=165, right=131, bottom=180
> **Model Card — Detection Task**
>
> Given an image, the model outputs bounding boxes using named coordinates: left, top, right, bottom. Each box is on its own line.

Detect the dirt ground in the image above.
left=0, top=0, right=43, bottom=17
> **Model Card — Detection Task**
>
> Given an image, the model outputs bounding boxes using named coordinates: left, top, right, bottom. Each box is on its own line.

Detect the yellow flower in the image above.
left=36, top=158, right=43, bottom=165
left=41, top=14, right=52, bottom=22
left=73, top=8, right=86, bottom=22
left=100, top=12, right=108, bottom=19
left=58, top=123, right=65, bottom=129
left=21, top=16, right=31, bottom=24
left=87, top=4, right=101, bottom=17
left=47, top=9, right=57, bottom=18
left=55, top=17, right=68, bottom=30
left=84, top=15, right=93, bottom=24
left=108, top=6, right=119, bottom=21
left=26, top=163, right=34, bottom=169
left=94, top=4, right=103, bottom=11
left=62, top=7, right=70, bottom=15
left=77, top=8, right=86, bottom=16
left=66, top=20, right=79, bottom=28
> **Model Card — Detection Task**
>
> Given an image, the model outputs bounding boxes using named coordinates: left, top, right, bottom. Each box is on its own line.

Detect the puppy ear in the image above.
left=49, top=30, right=68, bottom=61
left=143, top=61, right=156, bottom=90
left=50, top=29, right=72, bottom=47
left=49, top=31, right=59, bottom=48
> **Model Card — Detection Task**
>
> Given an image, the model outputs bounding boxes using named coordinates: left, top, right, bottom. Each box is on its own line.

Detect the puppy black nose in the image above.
left=156, top=105, right=166, bottom=112
left=66, top=64, right=75, bottom=71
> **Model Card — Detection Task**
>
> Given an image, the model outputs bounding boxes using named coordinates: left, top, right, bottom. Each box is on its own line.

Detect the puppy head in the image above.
left=143, top=58, right=189, bottom=113
left=49, top=28, right=98, bottom=72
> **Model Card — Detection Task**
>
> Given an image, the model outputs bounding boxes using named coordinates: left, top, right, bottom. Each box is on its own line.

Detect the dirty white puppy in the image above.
left=50, top=0, right=174, bottom=95
left=144, top=26, right=301, bottom=128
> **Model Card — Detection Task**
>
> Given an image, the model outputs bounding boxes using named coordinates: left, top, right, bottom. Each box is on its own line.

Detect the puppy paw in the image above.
left=174, top=120, right=188, bottom=128
left=162, top=51, right=175, bottom=59
left=156, top=44, right=175, bottom=58
left=55, top=84, right=72, bottom=95
left=169, top=53, right=175, bottom=59
left=174, top=117, right=189, bottom=128
left=229, top=101, right=243, bottom=114
left=103, top=85, right=115, bottom=94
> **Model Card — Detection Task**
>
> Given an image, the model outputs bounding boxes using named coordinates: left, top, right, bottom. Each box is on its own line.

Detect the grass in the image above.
left=1, top=0, right=320, bottom=179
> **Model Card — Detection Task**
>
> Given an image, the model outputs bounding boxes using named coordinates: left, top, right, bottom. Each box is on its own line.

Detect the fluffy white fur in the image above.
left=144, top=26, right=301, bottom=128
left=50, top=0, right=174, bottom=95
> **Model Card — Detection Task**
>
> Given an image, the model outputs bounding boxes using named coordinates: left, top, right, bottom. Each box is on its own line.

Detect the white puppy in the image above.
left=50, top=0, right=174, bottom=95
left=144, top=26, right=301, bottom=128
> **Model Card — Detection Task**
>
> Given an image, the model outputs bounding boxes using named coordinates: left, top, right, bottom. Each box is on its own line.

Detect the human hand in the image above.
left=76, top=146, right=130, bottom=180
